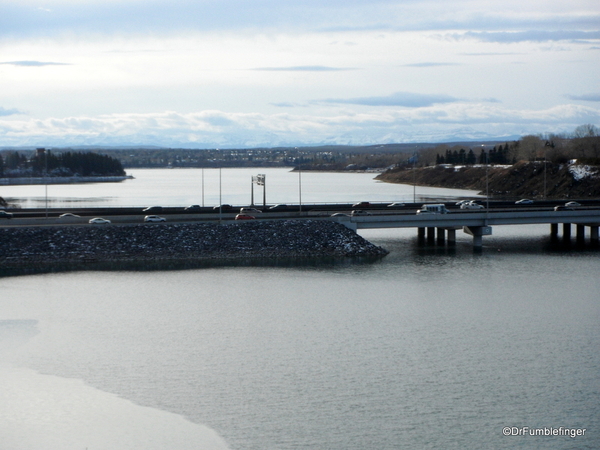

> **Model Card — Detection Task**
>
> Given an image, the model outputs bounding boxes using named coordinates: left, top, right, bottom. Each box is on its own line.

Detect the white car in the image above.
left=515, top=199, right=533, bottom=205
left=89, top=217, right=111, bottom=224
left=144, top=215, right=166, bottom=222
left=460, top=202, right=484, bottom=210
left=565, top=201, right=581, bottom=207
left=240, top=208, right=262, bottom=215
left=351, top=210, right=372, bottom=216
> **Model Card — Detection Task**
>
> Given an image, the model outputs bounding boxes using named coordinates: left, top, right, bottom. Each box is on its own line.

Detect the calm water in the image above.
left=1, top=167, right=483, bottom=208
left=1, top=169, right=598, bottom=450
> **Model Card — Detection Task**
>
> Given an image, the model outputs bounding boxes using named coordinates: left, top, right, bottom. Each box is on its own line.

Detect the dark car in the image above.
left=352, top=201, right=371, bottom=208
left=213, top=204, right=233, bottom=211
left=184, top=205, right=202, bottom=211
left=143, top=206, right=163, bottom=213
left=269, top=204, right=288, bottom=211
left=0, top=210, right=13, bottom=219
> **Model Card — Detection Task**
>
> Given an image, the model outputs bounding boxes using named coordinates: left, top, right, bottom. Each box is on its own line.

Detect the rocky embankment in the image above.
left=0, top=220, right=388, bottom=271
left=376, top=161, right=600, bottom=199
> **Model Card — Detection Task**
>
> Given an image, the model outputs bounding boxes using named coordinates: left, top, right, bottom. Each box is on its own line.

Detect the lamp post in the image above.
left=296, top=148, right=302, bottom=213
left=202, top=167, right=205, bottom=207
left=44, top=149, right=48, bottom=218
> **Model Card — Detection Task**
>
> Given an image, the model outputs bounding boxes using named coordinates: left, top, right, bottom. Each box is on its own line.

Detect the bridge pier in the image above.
left=427, top=227, right=435, bottom=243
left=550, top=223, right=558, bottom=238
left=463, top=226, right=492, bottom=250
left=436, top=227, right=445, bottom=245
left=447, top=228, right=456, bottom=246
left=576, top=224, right=585, bottom=245
left=418, top=227, right=425, bottom=240
left=591, top=226, right=599, bottom=243
left=563, top=223, right=571, bottom=239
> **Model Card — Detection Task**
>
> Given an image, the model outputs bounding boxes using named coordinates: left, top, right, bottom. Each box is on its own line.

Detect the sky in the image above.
left=0, top=0, right=599, bottom=148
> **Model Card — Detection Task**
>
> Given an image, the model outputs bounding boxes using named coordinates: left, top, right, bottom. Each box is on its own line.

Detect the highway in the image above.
left=3, top=199, right=600, bottom=224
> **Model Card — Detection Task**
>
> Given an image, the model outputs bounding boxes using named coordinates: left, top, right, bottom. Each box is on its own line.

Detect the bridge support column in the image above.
left=447, top=228, right=456, bottom=246
left=436, top=228, right=445, bottom=245
left=463, top=226, right=492, bottom=250
left=427, top=227, right=435, bottom=243
left=591, top=226, right=599, bottom=243
left=576, top=224, right=585, bottom=244
left=550, top=223, right=558, bottom=238
left=418, top=227, right=425, bottom=240
left=563, top=223, right=571, bottom=239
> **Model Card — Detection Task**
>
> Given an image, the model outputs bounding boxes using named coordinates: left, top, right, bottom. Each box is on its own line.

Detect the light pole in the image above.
left=202, top=167, right=205, bottom=207
left=219, top=166, right=222, bottom=223
left=296, top=148, right=302, bottom=213
left=44, top=149, right=48, bottom=218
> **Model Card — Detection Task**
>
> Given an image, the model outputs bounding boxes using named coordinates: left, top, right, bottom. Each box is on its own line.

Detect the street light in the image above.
left=296, top=148, right=302, bottom=213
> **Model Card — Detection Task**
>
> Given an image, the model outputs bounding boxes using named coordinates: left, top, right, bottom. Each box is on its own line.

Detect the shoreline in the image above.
left=0, top=175, right=134, bottom=186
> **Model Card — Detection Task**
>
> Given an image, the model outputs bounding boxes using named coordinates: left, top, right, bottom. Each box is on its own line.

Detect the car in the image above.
left=235, top=214, right=255, bottom=220
left=351, top=210, right=372, bottom=216
left=59, top=213, right=81, bottom=219
left=143, top=206, right=163, bottom=213
left=213, top=204, right=233, bottom=211
left=352, top=201, right=371, bottom=208
left=554, top=205, right=571, bottom=211
left=515, top=199, right=533, bottom=205
left=565, top=201, right=581, bottom=207
left=387, top=202, right=405, bottom=208
left=0, top=210, right=13, bottom=219
left=240, top=207, right=262, bottom=215
left=455, top=200, right=470, bottom=206
left=268, top=204, right=288, bottom=211
left=144, top=215, right=166, bottom=222
left=89, top=217, right=111, bottom=224
left=460, top=202, right=484, bottom=210
left=184, top=205, right=202, bottom=211
left=330, top=213, right=350, bottom=217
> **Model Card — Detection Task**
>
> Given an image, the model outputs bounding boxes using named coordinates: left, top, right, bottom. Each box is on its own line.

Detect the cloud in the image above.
left=0, top=106, right=23, bottom=116
left=402, top=62, right=461, bottom=67
left=3, top=103, right=597, bottom=148
left=0, top=61, right=70, bottom=66
left=453, top=30, right=600, bottom=44
left=318, top=92, right=460, bottom=107
left=566, top=93, right=600, bottom=102
left=253, top=66, right=355, bottom=71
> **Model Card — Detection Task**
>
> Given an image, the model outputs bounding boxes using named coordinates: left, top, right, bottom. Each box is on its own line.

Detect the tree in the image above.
left=572, top=124, right=599, bottom=138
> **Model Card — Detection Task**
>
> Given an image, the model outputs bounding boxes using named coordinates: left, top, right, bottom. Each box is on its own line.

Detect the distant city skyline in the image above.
left=1, top=0, right=599, bottom=148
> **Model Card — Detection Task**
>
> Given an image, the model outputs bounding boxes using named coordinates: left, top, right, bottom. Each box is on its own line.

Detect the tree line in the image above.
left=0, top=149, right=126, bottom=177
left=422, top=124, right=600, bottom=167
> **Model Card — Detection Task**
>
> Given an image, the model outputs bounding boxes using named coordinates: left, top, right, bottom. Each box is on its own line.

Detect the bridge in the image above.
left=331, top=208, right=600, bottom=248
left=3, top=200, right=600, bottom=250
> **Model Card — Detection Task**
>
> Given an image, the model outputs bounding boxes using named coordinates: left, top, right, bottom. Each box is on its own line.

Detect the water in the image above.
left=1, top=169, right=598, bottom=449
left=1, top=167, right=482, bottom=208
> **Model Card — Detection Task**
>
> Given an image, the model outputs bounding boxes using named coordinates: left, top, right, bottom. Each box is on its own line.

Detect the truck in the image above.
left=416, top=204, right=449, bottom=215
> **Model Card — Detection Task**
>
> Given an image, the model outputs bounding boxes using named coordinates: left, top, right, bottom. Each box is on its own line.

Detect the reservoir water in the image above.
left=1, top=168, right=598, bottom=449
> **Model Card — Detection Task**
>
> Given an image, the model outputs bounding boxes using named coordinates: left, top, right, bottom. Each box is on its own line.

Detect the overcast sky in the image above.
left=1, top=0, right=599, bottom=148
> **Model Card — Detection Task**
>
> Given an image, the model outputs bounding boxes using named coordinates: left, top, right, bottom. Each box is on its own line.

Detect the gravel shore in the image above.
left=0, top=219, right=388, bottom=272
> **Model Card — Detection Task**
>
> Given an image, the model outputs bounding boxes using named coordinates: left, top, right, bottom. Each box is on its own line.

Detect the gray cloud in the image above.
left=0, top=107, right=23, bottom=116
left=566, top=93, right=600, bottom=102
left=0, top=61, right=70, bottom=66
left=319, top=91, right=460, bottom=107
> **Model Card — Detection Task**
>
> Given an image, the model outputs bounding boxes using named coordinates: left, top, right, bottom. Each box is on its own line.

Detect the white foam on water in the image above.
left=0, top=365, right=231, bottom=450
